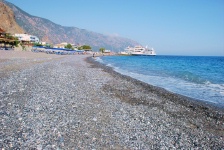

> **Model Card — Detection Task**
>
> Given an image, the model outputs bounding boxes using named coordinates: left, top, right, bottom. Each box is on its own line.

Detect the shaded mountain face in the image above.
left=0, top=1, right=24, bottom=34
left=2, top=0, right=139, bottom=51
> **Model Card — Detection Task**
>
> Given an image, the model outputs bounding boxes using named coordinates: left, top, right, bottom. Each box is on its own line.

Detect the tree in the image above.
left=65, top=43, right=73, bottom=49
left=82, top=45, right=92, bottom=50
left=99, top=47, right=105, bottom=53
left=13, top=40, right=20, bottom=47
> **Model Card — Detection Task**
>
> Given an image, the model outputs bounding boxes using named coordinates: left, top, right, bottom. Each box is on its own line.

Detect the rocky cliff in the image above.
left=0, top=1, right=24, bottom=34
left=1, top=0, right=139, bottom=51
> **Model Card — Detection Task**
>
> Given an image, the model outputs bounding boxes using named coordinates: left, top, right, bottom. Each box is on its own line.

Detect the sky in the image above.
left=5, top=0, right=224, bottom=56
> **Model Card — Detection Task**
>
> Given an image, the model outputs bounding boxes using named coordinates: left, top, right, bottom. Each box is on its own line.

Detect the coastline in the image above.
left=1, top=51, right=224, bottom=149
left=87, top=56, right=224, bottom=113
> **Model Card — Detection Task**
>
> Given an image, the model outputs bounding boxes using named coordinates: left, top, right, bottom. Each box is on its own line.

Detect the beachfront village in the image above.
left=0, top=29, right=114, bottom=56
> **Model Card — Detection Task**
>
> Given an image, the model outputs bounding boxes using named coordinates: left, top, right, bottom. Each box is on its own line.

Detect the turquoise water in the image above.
left=96, top=55, right=224, bottom=107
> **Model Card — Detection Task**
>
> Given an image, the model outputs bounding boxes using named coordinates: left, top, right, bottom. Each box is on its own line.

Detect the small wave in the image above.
left=114, top=67, right=132, bottom=76
left=106, top=63, right=112, bottom=67
left=174, top=71, right=208, bottom=84
left=95, top=57, right=103, bottom=63
left=220, top=91, right=224, bottom=96
left=204, top=80, right=211, bottom=85
left=105, top=63, right=121, bottom=72
left=206, top=83, right=224, bottom=92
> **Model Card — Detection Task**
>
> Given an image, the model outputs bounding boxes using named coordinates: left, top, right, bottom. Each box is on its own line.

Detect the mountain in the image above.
left=1, top=0, right=139, bottom=51
left=0, top=1, right=24, bottom=34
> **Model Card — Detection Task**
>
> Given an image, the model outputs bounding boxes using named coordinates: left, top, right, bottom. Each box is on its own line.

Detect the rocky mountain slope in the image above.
left=1, top=0, right=139, bottom=51
left=0, top=1, right=24, bottom=34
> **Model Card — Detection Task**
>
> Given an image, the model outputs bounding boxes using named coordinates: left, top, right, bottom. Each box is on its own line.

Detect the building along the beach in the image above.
left=53, top=42, right=68, bottom=49
left=14, top=33, right=39, bottom=45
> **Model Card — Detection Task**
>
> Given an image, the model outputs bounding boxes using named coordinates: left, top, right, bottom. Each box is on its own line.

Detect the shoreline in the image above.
left=1, top=51, right=224, bottom=149
left=86, top=56, right=224, bottom=114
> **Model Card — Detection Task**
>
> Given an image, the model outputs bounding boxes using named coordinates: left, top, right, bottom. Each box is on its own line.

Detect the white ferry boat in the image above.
left=131, top=46, right=156, bottom=56
left=120, top=46, right=156, bottom=56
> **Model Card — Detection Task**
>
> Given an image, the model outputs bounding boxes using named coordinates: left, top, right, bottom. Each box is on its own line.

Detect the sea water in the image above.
left=96, top=55, right=224, bottom=107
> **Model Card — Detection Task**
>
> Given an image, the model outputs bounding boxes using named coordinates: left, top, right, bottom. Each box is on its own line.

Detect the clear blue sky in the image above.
left=6, top=0, right=224, bottom=56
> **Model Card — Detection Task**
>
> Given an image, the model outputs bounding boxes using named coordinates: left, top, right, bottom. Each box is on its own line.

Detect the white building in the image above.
left=104, top=49, right=111, bottom=53
left=14, top=34, right=40, bottom=43
left=53, top=42, right=67, bottom=49
left=53, top=42, right=78, bottom=50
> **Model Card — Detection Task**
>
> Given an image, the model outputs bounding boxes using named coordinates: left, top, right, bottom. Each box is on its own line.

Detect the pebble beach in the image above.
left=0, top=51, right=224, bottom=149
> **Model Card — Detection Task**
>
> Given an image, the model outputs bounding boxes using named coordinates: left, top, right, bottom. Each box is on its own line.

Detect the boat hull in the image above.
left=131, top=51, right=156, bottom=56
left=131, top=53, right=156, bottom=56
